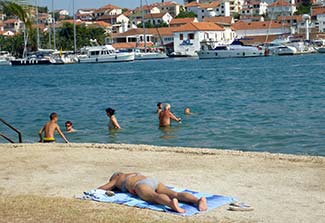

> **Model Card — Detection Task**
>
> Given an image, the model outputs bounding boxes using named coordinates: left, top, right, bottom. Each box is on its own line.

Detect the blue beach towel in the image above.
left=80, top=187, right=236, bottom=216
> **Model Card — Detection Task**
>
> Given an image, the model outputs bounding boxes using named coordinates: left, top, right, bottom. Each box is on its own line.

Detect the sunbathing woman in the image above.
left=98, top=172, right=208, bottom=213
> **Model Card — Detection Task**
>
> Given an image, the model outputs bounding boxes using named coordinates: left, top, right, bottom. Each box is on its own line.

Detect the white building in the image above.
left=240, top=0, right=268, bottom=16
left=154, top=1, right=182, bottom=17
left=268, top=0, right=297, bottom=20
left=143, top=12, right=173, bottom=25
left=173, top=22, right=228, bottom=56
left=312, top=6, right=325, bottom=32
left=185, top=1, right=230, bottom=21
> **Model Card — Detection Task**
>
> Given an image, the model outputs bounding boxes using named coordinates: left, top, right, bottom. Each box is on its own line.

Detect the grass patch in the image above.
left=0, top=195, right=232, bottom=223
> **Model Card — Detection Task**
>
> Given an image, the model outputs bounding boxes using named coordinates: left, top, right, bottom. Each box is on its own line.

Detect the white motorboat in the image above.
left=198, top=40, right=265, bottom=59
left=134, top=48, right=168, bottom=60
left=0, top=51, right=15, bottom=65
left=267, top=44, right=297, bottom=56
left=78, top=45, right=134, bottom=63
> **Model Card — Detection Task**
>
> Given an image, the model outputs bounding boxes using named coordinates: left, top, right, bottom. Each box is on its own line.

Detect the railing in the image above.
left=0, top=118, right=22, bottom=143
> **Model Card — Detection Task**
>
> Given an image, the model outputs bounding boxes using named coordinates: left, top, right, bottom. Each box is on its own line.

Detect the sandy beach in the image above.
left=0, top=143, right=324, bottom=223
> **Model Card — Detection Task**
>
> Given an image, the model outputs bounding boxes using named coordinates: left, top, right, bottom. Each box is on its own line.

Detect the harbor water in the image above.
left=0, top=54, right=324, bottom=156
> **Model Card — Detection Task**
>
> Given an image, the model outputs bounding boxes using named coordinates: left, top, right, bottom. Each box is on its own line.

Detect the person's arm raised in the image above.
left=56, top=125, right=69, bottom=143
left=169, top=111, right=181, bottom=122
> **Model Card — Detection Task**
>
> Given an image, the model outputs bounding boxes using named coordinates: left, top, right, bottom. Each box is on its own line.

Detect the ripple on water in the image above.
left=0, top=54, right=324, bottom=156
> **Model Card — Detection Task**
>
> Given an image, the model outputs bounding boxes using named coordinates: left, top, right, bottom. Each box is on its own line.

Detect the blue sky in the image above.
left=33, top=0, right=184, bottom=12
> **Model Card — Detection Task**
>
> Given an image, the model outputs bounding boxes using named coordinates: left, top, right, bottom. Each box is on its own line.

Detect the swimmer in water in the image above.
left=159, top=103, right=181, bottom=127
left=106, top=108, right=121, bottom=129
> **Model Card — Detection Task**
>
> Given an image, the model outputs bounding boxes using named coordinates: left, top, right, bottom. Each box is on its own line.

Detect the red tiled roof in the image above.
left=101, top=4, right=121, bottom=10
left=240, top=34, right=284, bottom=44
left=277, top=15, right=303, bottom=22
left=174, top=22, right=224, bottom=32
left=3, top=19, right=19, bottom=24
left=144, top=13, right=168, bottom=19
left=185, top=2, right=200, bottom=7
left=112, top=42, right=154, bottom=49
left=200, top=1, right=221, bottom=9
left=203, top=16, right=233, bottom=25
left=312, top=6, right=325, bottom=16
left=231, top=21, right=283, bottom=30
left=170, top=18, right=196, bottom=25
left=268, top=0, right=291, bottom=7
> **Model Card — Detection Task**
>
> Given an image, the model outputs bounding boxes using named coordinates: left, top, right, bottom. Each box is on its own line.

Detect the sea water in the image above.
left=0, top=54, right=324, bottom=156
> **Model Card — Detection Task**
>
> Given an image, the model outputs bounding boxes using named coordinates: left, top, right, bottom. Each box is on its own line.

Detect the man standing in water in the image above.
left=39, top=112, right=69, bottom=143
left=159, top=103, right=181, bottom=127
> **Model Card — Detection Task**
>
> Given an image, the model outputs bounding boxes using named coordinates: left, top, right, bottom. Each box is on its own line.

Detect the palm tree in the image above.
left=0, top=0, right=32, bottom=57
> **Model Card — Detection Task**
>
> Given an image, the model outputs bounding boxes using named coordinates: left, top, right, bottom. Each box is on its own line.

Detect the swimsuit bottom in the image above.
left=43, top=138, right=55, bottom=143
left=134, top=178, right=159, bottom=192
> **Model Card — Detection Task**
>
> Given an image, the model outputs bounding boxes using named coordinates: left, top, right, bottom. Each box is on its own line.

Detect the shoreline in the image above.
left=1, top=143, right=324, bottom=222
left=5, top=142, right=324, bottom=162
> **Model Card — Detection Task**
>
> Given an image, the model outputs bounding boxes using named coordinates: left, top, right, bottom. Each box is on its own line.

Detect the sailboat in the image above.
left=134, top=0, right=168, bottom=60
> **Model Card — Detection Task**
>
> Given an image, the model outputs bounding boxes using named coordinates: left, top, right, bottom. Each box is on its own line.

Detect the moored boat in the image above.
left=78, top=45, right=134, bottom=63
left=198, top=40, right=265, bottom=59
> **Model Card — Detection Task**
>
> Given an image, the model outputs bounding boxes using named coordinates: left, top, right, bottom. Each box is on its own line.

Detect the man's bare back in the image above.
left=159, top=104, right=181, bottom=127
left=39, top=113, right=69, bottom=143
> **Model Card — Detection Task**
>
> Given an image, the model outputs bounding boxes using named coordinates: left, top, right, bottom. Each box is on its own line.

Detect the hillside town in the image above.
left=1, top=0, right=325, bottom=59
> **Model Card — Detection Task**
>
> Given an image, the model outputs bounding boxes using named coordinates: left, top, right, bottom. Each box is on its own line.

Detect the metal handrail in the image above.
left=0, top=118, right=22, bottom=143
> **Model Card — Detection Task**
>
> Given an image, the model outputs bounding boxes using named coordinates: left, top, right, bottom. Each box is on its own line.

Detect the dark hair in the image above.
left=157, top=102, right=162, bottom=107
left=65, top=121, right=72, bottom=126
left=105, top=108, right=115, bottom=116
left=50, top=112, right=58, bottom=120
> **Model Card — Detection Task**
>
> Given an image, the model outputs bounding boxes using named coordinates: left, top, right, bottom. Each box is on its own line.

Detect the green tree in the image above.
left=0, top=0, right=32, bottom=57
left=295, top=1, right=311, bottom=15
left=175, top=6, right=197, bottom=18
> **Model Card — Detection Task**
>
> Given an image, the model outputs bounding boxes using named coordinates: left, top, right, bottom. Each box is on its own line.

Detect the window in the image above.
left=180, top=34, right=184, bottom=40
left=188, top=33, right=194, bottom=39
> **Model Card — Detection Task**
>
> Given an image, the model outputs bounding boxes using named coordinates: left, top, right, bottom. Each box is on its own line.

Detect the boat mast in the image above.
left=52, top=0, right=56, bottom=50
left=73, top=0, right=77, bottom=53
left=141, top=0, right=147, bottom=52
left=36, top=0, right=40, bottom=50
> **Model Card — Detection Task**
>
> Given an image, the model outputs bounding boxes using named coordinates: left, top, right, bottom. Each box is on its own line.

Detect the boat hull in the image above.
left=317, top=47, right=325, bottom=53
left=135, top=52, right=168, bottom=60
left=78, top=53, right=134, bottom=63
left=0, top=59, right=10, bottom=66
left=198, top=48, right=264, bottom=59
left=10, top=58, right=51, bottom=66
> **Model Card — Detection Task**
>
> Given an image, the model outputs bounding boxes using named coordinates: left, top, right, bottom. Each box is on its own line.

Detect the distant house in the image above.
left=143, top=12, right=173, bottom=26
left=93, top=4, right=122, bottom=19
left=133, top=5, right=161, bottom=15
left=173, top=22, right=228, bottom=56
left=204, top=16, right=235, bottom=42
left=111, top=28, right=156, bottom=47
left=170, top=17, right=198, bottom=27
left=3, top=19, right=23, bottom=33
left=76, top=8, right=96, bottom=21
left=0, top=30, right=15, bottom=36
left=312, top=6, right=325, bottom=32
left=185, top=1, right=231, bottom=21
left=154, top=1, right=182, bottom=17
left=54, top=9, right=69, bottom=16
left=268, top=0, right=296, bottom=20
left=240, top=0, right=268, bottom=16
left=231, top=21, right=289, bottom=37
left=97, top=14, right=129, bottom=25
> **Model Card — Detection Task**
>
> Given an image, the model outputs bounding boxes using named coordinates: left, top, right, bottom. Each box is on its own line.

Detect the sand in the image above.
left=0, top=143, right=324, bottom=223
